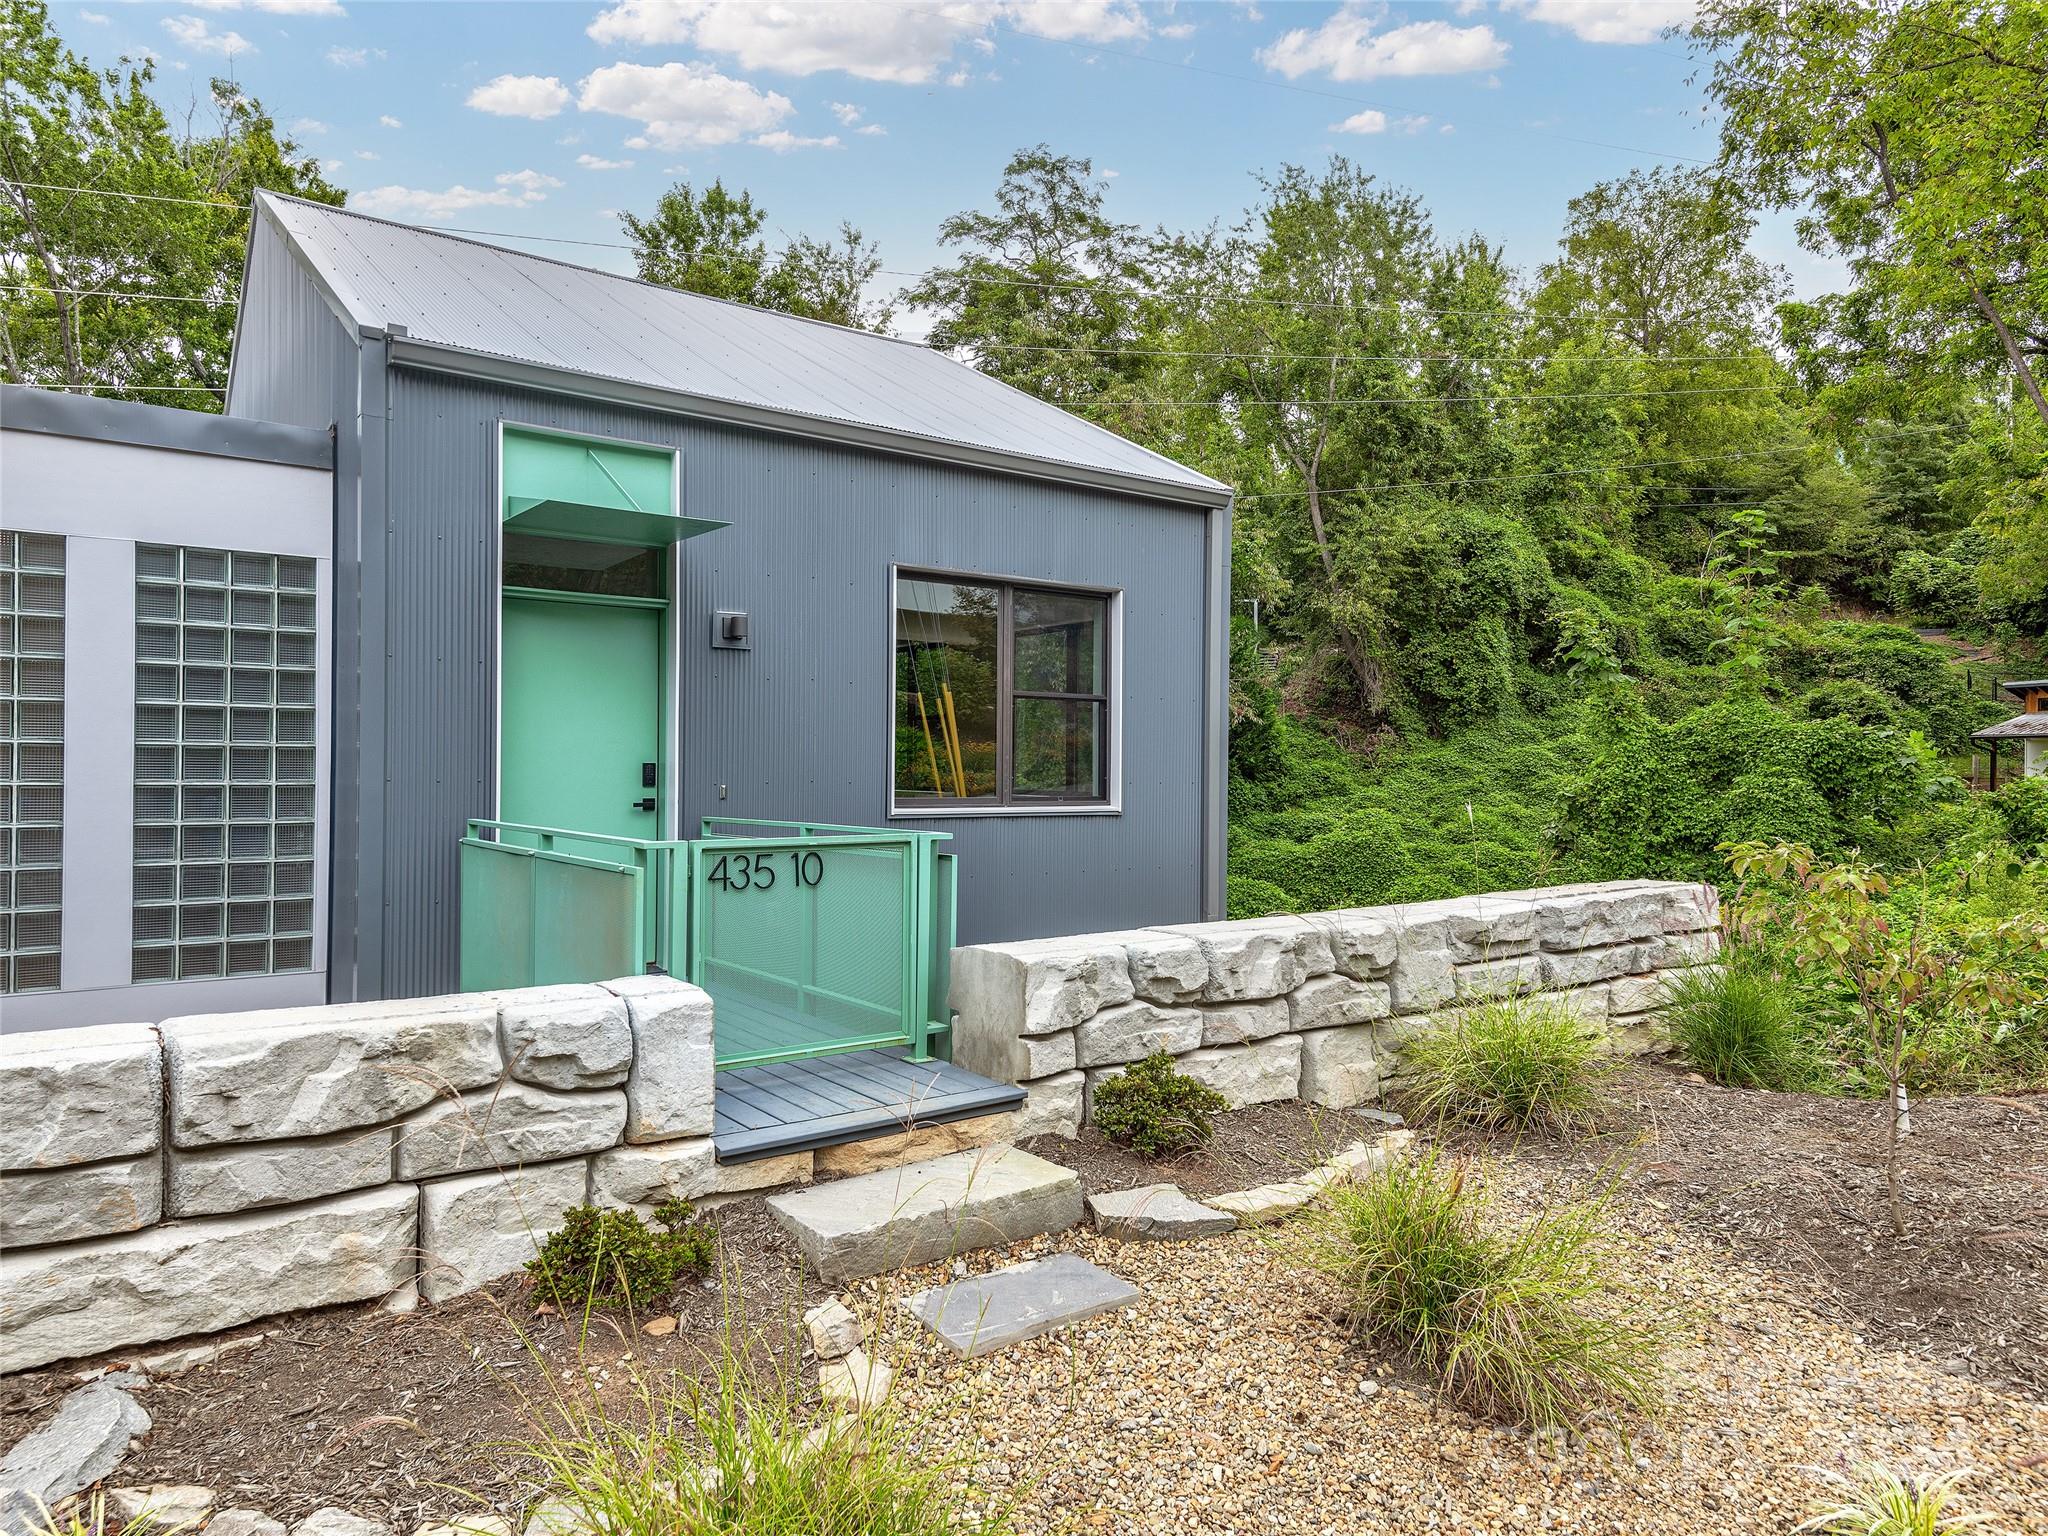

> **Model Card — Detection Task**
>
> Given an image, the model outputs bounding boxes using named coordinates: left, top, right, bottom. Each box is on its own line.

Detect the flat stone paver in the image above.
left=765, top=1144, right=1082, bottom=1281
left=903, top=1252, right=1141, bottom=1357
left=1087, top=1183, right=1237, bottom=1242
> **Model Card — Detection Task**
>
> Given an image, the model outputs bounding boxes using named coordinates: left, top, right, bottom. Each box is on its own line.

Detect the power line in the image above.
left=17, top=382, right=222, bottom=392
left=963, top=339, right=1780, bottom=363
left=2, top=283, right=229, bottom=306
left=1231, top=446, right=1807, bottom=499
left=0, top=179, right=239, bottom=210
left=1134, top=382, right=1783, bottom=407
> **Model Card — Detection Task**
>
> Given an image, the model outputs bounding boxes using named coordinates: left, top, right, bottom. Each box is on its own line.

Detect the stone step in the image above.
left=765, top=1144, right=1082, bottom=1282
left=905, top=1252, right=1140, bottom=1357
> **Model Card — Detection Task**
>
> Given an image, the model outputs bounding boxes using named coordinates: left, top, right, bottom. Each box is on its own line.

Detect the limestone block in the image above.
left=1608, top=1014, right=1666, bottom=1056
left=0, top=1022, right=161, bottom=1170
left=1011, top=1070, right=1084, bottom=1141
left=591, top=1138, right=812, bottom=1210
left=0, top=1156, right=161, bottom=1246
left=1530, top=986, right=1610, bottom=1024
left=1535, top=888, right=1668, bottom=951
left=1198, top=997, right=1292, bottom=1047
left=765, top=1145, right=1082, bottom=1282
left=0, top=1376, right=150, bottom=1515
left=0, top=1185, right=418, bottom=1374
left=1175, top=1037, right=1302, bottom=1109
left=1091, top=929, right=1208, bottom=1004
left=168, top=1127, right=395, bottom=1218
left=1453, top=955, right=1543, bottom=1002
left=1387, top=944, right=1455, bottom=1014
left=805, top=1298, right=863, bottom=1359
left=817, top=1347, right=893, bottom=1412
left=1287, top=975, right=1391, bottom=1033
left=1298, top=1025, right=1379, bottom=1109
left=953, top=1023, right=1076, bottom=1084
left=1073, top=999, right=1202, bottom=1068
left=1649, top=928, right=1722, bottom=968
left=1539, top=942, right=1653, bottom=989
left=1206, top=1182, right=1315, bottom=1225
left=1160, top=917, right=1334, bottom=1001
left=600, top=974, right=715, bottom=1142
left=1389, top=895, right=1541, bottom=961
left=395, top=1083, right=627, bottom=1180
left=1608, top=972, right=1677, bottom=1017
left=1088, top=1184, right=1236, bottom=1242
left=1371, top=1013, right=1434, bottom=1088
left=495, top=984, right=634, bottom=1090
left=1305, top=910, right=1399, bottom=979
left=294, top=1510, right=389, bottom=1536
left=1654, top=882, right=1720, bottom=934
left=163, top=997, right=500, bottom=1147
left=815, top=1113, right=1016, bottom=1178
left=950, top=937, right=1135, bottom=1040
left=418, top=1159, right=589, bottom=1302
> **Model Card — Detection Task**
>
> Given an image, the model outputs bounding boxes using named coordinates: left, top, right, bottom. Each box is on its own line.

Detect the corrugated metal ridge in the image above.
left=252, top=191, right=1231, bottom=507
left=387, top=333, right=1231, bottom=508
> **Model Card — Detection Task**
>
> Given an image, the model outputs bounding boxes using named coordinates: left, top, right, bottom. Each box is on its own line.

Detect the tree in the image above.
left=620, top=178, right=889, bottom=331
left=1692, top=0, right=2048, bottom=429
left=904, top=145, right=1148, bottom=410
left=0, top=0, right=340, bottom=406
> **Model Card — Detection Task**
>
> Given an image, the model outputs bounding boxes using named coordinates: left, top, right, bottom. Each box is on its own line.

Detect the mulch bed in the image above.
left=0, top=1201, right=824, bottom=1524
left=1430, top=1062, right=2048, bottom=1398
left=1021, top=1100, right=1396, bottom=1200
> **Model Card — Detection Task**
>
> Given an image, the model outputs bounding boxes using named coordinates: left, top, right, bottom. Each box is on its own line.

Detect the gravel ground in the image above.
left=869, top=1167, right=2048, bottom=1536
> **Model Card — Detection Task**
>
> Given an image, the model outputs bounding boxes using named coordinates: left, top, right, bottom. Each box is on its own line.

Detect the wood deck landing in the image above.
left=713, top=1048, right=1026, bottom=1164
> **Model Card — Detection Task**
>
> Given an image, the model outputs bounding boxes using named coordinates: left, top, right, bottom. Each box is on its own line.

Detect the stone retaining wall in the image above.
left=0, top=976, right=812, bottom=1375
left=949, top=880, right=1720, bottom=1138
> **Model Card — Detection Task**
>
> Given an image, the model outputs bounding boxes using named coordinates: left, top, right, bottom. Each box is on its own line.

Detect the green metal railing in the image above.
left=459, top=818, right=955, bottom=1069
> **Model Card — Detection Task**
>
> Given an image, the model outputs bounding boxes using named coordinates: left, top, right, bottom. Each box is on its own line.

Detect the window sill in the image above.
left=888, top=801, right=1122, bottom=820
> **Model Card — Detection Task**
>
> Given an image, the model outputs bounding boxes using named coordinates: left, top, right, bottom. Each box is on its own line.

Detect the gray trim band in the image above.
left=1, top=384, right=332, bottom=470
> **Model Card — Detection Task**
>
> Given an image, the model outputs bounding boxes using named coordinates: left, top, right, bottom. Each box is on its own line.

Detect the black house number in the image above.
left=707, top=851, right=824, bottom=892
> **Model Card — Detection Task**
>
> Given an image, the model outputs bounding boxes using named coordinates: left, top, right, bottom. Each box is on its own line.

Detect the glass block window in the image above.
left=2, top=532, right=66, bottom=994
left=134, top=546, right=317, bottom=983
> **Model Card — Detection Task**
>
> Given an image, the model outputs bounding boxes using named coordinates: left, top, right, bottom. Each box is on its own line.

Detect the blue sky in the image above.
left=60, top=1, right=1840, bottom=332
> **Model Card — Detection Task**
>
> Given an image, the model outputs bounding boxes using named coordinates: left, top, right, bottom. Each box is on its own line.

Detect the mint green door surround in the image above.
left=500, top=593, right=664, bottom=840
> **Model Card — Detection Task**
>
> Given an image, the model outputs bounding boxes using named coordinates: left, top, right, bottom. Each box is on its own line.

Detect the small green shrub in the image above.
left=1091, top=1050, right=1229, bottom=1157
left=526, top=1198, right=715, bottom=1309
left=1402, top=999, right=1612, bottom=1132
left=1660, top=961, right=1812, bottom=1090
left=1797, top=1464, right=1992, bottom=1536
left=1294, top=1146, right=1661, bottom=1429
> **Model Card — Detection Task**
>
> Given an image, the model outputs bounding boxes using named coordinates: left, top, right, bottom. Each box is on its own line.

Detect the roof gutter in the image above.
left=381, top=333, right=1234, bottom=511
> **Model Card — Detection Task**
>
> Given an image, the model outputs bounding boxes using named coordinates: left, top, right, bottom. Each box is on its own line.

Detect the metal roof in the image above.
left=255, top=191, right=1228, bottom=507
left=1972, top=713, right=2048, bottom=741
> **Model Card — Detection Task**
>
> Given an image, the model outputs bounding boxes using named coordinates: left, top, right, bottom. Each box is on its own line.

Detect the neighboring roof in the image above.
left=1998, top=679, right=2048, bottom=696
left=1, top=382, right=331, bottom=470
left=1972, top=713, right=2048, bottom=741
left=252, top=191, right=1229, bottom=507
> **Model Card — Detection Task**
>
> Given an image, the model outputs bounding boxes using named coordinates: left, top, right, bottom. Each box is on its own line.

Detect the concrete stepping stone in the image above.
left=766, top=1145, right=1082, bottom=1282
left=904, top=1252, right=1140, bottom=1357
left=1087, top=1183, right=1236, bottom=1242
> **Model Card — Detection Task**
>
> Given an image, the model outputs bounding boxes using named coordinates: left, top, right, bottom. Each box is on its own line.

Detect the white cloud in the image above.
left=1332, top=108, right=1387, bottom=133
left=1260, top=5, right=1507, bottom=80
left=828, top=100, right=863, bottom=125
left=467, top=74, right=572, bottom=119
left=751, top=130, right=841, bottom=153
left=856, top=122, right=886, bottom=136
left=1159, top=21, right=1195, bottom=39
left=326, top=45, right=377, bottom=67
left=355, top=148, right=378, bottom=159
left=188, top=0, right=345, bottom=13
left=378, top=114, right=402, bottom=128
left=79, top=9, right=109, bottom=22
left=576, top=153, right=635, bottom=169
left=162, top=16, right=255, bottom=55
left=1502, top=0, right=1696, bottom=45
left=578, top=61, right=792, bottom=149
left=354, top=168, right=561, bottom=222
left=321, top=158, right=344, bottom=176
left=584, top=0, right=1148, bottom=84
left=290, top=117, right=329, bottom=135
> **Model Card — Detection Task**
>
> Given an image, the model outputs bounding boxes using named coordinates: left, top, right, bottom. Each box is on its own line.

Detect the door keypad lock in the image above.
left=641, top=761, right=658, bottom=788
left=631, top=797, right=658, bottom=813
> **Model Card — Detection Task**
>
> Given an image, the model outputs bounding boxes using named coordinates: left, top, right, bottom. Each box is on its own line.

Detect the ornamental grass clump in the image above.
left=1797, top=1463, right=1993, bottom=1536
left=1402, top=998, right=1612, bottom=1133
left=1660, top=960, right=1813, bottom=1090
left=511, top=1333, right=1011, bottom=1536
left=526, top=1198, right=715, bottom=1310
left=1091, top=1049, right=1229, bottom=1156
left=1294, top=1145, right=1661, bottom=1430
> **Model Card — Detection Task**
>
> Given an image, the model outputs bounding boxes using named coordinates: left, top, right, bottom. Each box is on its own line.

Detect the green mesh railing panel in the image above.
left=458, top=835, right=643, bottom=991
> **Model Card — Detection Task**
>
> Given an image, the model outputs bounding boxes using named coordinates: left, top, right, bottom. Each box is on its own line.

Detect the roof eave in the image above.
left=382, top=333, right=1233, bottom=510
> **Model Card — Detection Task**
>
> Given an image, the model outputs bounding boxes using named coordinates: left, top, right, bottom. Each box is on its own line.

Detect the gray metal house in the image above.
left=221, top=190, right=1231, bottom=1028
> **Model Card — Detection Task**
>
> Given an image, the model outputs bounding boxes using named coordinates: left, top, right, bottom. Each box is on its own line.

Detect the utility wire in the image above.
left=2, top=283, right=227, bottom=306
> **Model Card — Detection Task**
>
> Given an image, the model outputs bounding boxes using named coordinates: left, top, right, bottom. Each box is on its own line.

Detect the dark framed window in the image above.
left=894, top=571, right=1112, bottom=809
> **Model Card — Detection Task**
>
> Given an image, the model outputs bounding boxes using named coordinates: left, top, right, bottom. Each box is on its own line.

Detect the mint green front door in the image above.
left=501, top=593, right=663, bottom=839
